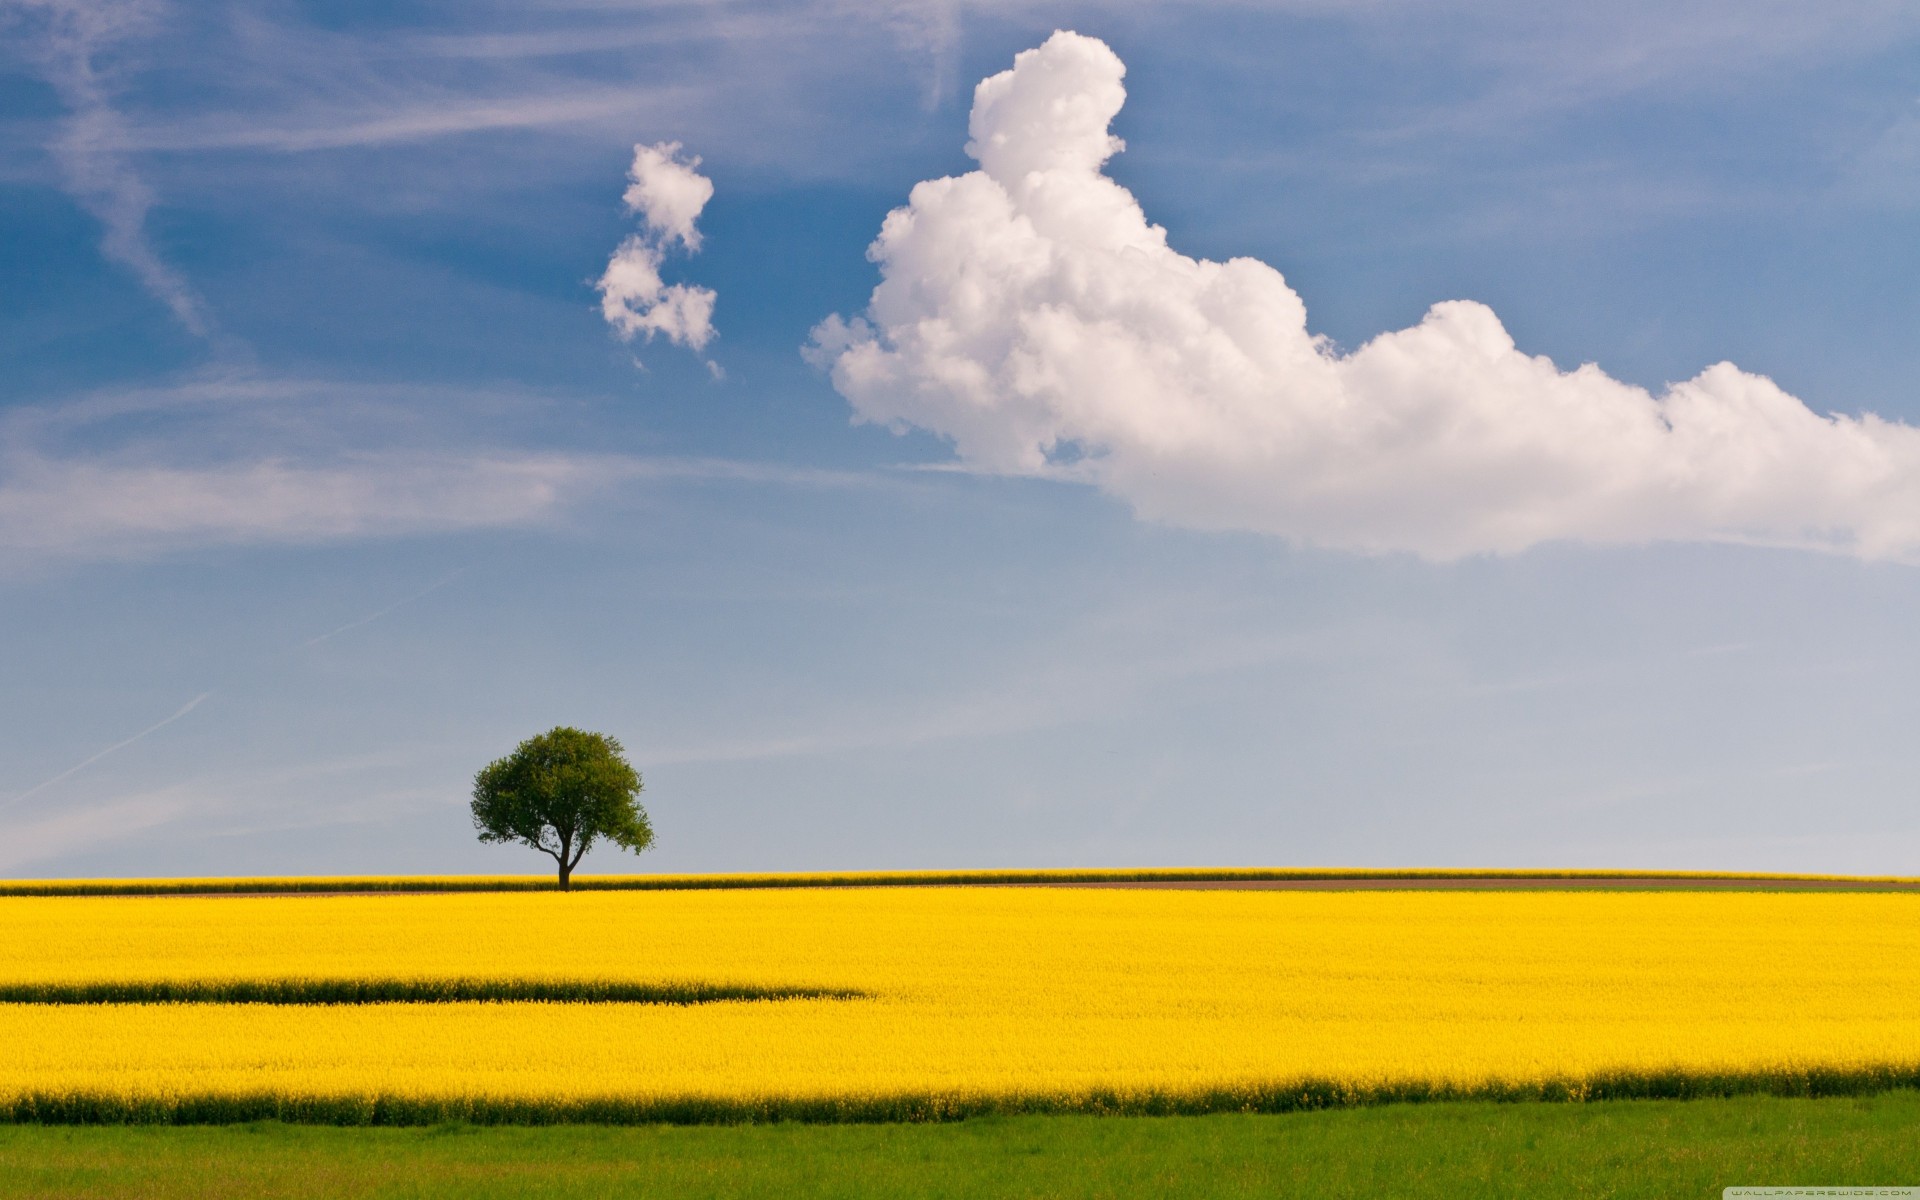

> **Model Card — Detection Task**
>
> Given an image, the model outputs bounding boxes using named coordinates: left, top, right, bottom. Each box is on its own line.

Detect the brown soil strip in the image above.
left=144, top=877, right=1920, bottom=897
left=1014, top=877, right=1920, bottom=891
left=15, top=874, right=1920, bottom=898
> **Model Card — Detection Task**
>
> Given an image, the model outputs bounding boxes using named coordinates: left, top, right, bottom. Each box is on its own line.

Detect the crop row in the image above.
left=5, top=866, right=1916, bottom=897
left=0, top=978, right=858, bottom=1006
left=13, top=1064, right=1920, bottom=1126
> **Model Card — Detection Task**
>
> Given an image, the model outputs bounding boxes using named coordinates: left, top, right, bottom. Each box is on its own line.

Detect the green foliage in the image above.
left=469, top=728, right=652, bottom=888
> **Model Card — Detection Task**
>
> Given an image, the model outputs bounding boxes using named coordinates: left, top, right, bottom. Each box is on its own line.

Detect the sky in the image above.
left=3, top=0, right=1920, bottom=879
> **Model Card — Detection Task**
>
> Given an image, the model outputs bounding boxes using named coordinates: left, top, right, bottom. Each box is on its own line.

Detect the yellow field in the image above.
left=3, top=887, right=1919, bottom=1122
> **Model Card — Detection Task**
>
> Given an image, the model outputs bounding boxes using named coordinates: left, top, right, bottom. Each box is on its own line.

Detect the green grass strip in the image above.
left=10, top=1064, right=1920, bottom=1125
left=0, top=979, right=860, bottom=1006
left=5, top=866, right=1920, bottom=896
left=9, top=1094, right=1920, bottom=1200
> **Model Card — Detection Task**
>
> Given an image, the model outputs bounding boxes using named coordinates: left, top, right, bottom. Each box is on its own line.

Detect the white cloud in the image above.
left=598, top=140, right=717, bottom=357
left=0, top=786, right=198, bottom=872
left=0, top=451, right=633, bottom=564
left=6, top=0, right=211, bottom=336
left=0, top=373, right=904, bottom=568
left=809, top=31, right=1920, bottom=561
left=599, top=237, right=716, bottom=350
left=1838, top=102, right=1920, bottom=208
left=105, top=88, right=681, bottom=155
left=621, top=140, right=713, bottom=250
left=2, top=691, right=207, bottom=810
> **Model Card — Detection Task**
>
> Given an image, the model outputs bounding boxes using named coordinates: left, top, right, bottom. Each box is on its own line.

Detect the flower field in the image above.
left=3, top=886, right=1919, bottom=1123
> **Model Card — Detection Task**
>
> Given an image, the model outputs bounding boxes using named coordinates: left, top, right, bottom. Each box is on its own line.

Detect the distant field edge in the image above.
left=11, top=1066, right=1920, bottom=1126
left=3, top=866, right=1919, bottom=896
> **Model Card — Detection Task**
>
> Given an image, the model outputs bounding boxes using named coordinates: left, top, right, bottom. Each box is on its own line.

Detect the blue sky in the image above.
left=4, top=0, right=1920, bottom=878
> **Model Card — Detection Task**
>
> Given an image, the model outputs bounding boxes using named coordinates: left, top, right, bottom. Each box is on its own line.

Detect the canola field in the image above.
left=3, top=886, right=1919, bottom=1123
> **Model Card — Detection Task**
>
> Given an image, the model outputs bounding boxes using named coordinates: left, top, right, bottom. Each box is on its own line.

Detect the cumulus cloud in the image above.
left=598, top=141, right=717, bottom=358
left=809, top=30, right=1920, bottom=561
left=621, top=140, right=713, bottom=250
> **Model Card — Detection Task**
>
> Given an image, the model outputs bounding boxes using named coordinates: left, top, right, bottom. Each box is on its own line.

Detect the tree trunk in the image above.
left=557, top=859, right=571, bottom=890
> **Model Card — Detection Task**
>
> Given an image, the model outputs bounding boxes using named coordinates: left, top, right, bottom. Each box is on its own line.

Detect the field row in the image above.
left=10, top=1056, right=1920, bottom=1126
left=5, top=866, right=1918, bottom=896
left=0, top=979, right=855, bottom=1005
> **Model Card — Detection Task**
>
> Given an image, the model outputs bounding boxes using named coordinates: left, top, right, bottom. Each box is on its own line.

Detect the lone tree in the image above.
left=470, top=727, right=653, bottom=889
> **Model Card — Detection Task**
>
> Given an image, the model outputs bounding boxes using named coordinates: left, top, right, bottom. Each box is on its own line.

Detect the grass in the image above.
left=3, top=1093, right=1919, bottom=1198
left=5, top=866, right=1918, bottom=896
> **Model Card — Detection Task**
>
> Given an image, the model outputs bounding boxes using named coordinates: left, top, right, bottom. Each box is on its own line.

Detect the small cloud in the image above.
left=598, top=140, right=717, bottom=360
left=622, top=140, right=714, bottom=250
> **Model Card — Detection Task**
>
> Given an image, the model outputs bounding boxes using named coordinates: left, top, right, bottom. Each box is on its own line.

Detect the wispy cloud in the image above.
left=5, top=0, right=211, bottom=335
left=10, top=0, right=1913, bottom=196
left=0, top=786, right=200, bottom=872
left=2, top=692, right=208, bottom=811
left=109, top=87, right=693, bottom=154
left=1835, top=101, right=1920, bottom=208
left=0, top=0, right=992, bottom=188
left=641, top=621, right=1329, bottom=767
left=0, top=372, right=627, bottom=564
left=0, top=451, right=635, bottom=564
left=876, top=0, right=962, bottom=109
left=0, top=744, right=457, bottom=871
left=0, top=567, right=480, bottom=825
left=0, top=372, right=903, bottom=568
left=406, top=9, right=794, bottom=61
left=300, top=570, right=468, bottom=650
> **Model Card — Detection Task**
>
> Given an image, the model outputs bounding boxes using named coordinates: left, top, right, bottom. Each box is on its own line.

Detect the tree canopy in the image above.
left=470, top=727, right=652, bottom=889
